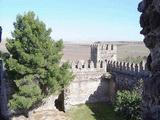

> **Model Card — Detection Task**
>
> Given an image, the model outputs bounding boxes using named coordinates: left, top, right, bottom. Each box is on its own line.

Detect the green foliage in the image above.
left=114, top=90, right=142, bottom=120
left=9, top=76, right=42, bottom=111
left=68, top=103, right=123, bottom=120
left=5, top=11, right=74, bottom=112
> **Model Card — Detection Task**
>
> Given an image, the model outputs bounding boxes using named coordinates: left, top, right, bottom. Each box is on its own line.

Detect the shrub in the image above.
left=114, top=90, right=142, bottom=120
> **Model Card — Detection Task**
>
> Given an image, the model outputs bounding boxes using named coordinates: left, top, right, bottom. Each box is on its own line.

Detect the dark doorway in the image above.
left=55, top=90, right=65, bottom=112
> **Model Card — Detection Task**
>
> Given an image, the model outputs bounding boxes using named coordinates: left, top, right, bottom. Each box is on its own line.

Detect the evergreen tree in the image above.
left=5, top=11, right=73, bottom=112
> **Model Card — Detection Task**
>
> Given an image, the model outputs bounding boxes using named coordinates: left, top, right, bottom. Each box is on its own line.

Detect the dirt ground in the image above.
left=11, top=110, right=70, bottom=120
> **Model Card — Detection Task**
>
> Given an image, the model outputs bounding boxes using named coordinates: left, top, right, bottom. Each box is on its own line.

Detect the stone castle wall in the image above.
left=64, top=59, right=150, bottom=110
left=107, top=60, right=149, bottom=90
left=64, top=60, right=108, bottom=110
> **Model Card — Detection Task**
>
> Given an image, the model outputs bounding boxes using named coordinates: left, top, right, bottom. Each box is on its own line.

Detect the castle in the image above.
left=62, top=42, right=149, bottom=110
left=0, top=42, right=150, bottom=119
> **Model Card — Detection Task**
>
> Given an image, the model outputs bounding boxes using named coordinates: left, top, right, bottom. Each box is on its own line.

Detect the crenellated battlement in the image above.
left=70, top=58, right=149, bottom=77
left=70, top=60, right=106, bottom=73
left=91, top=43, right=116, bottom=51
left=106, top=60, right=149, bottom=77
left=103, top=59, right=149, bottom=90
left=69, top=57, right=150, bottom=80
left=65, top=58, right=150, bottom=109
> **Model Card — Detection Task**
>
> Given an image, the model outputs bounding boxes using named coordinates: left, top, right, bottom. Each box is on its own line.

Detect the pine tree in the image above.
left=5, top=11, right=73, bottom=112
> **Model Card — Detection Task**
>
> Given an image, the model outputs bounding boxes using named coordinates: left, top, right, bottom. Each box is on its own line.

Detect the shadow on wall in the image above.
left=85, top=79, right=109, bottom=104
left=84, top=74, right=123, bottom=120
left=84, top=77, right=118, bottom=120
left=85, top=78, right=114, bottom=120
left=55, top=90, right=65, bottom=112
left=86, top=74, right=116, bottom=103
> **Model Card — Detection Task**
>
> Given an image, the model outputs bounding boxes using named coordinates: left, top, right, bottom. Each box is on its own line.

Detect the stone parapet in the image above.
left=106, top=60, right=149, bottom=78
left=70, top=60, right=106, bottom=73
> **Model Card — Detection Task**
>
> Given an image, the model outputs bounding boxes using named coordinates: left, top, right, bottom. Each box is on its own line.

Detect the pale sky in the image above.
left=0, top=0, right=143, bottom=43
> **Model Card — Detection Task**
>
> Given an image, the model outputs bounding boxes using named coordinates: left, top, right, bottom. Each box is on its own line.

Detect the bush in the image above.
left=114, top=90, right=142, bottom=120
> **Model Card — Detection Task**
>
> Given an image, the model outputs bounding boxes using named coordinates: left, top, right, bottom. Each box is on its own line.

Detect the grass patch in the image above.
left=67, top=102, right=123, bottom=120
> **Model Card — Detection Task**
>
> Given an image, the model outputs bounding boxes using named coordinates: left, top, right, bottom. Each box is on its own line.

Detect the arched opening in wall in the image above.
left=101, top=45, right=104, bottom=50
left=100, top=61, right=103, bottom=68
left=111, top=45, right=114, bottom=50
left=106, top=45, right=108, bottom=50
left=82, top=65, right=85, bottom=68
left=88, top=60, right=91, bottom=68
left=55, top=90, right=65, bottom=112
left=88, top=64, right=90, bottom=68
left=95, top=48, right=97, bottom=53
left=75, top=65, right=78, bottom=68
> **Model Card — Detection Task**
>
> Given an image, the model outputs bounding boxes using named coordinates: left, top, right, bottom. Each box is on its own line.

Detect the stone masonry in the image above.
left=107, top=60, right=149, bottom=90
left=64, top=60, right=108, bottom=110
left=63, top=57, right=150, bottom=110
left=138, top=0, right=160, bottom=119
left=90, top=42, right=117, bottom=63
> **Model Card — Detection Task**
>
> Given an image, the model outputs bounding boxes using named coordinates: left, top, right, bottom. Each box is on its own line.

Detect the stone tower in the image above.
left=90, top=42, right=117, bottom=63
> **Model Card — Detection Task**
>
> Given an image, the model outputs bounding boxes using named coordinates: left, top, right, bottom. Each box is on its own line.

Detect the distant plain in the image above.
left=62, top=41, right=149, bottom=61
left=0, top=41, right=149, bottom=62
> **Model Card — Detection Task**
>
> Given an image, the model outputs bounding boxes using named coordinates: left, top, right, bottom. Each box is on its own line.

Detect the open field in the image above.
left=62, top=43, right=90, bottom=61
left=62, top=41, right=149, bottom=61
left=1, top=41, right=149, bottom=61
left=116, top=42, right=149, bottom=61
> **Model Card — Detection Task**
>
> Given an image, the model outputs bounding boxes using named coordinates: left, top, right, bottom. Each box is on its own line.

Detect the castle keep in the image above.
left=90, top=42, right=117, bottom=63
